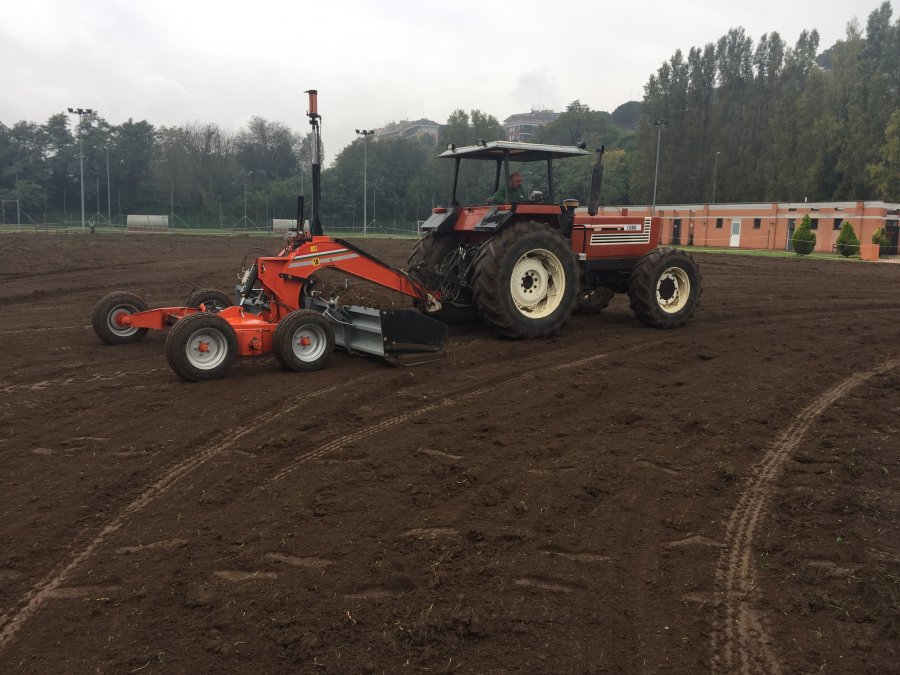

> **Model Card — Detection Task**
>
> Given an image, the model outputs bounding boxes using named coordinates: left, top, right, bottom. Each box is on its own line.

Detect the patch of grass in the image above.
left=717, top=462, right=736, bottom=482
left=680, top=246, right=861, bottom=262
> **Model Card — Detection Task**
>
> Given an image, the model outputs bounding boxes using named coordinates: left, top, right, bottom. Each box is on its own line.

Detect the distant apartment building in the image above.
left=588, top=201, right=900, bottom=255
left=503, top=110, right=559, bottom=141
left=374, top=119, right=441, bottom=142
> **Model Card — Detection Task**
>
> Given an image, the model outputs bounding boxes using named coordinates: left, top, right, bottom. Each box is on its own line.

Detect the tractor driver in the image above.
left=489, top=172, right=526, bottom=204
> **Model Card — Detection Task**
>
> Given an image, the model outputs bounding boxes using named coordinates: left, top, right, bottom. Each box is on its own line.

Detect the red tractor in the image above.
left=92, top=91, right=700, bottom=381
left=408, top=141, right=701, bottom=337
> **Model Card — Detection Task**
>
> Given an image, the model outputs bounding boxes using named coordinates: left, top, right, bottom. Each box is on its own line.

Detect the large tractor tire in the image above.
left=273, top=310, right=335, bottom=372
left=407, top=233, right=478, bottom=324
left=574, top=287, right=615, bottom=315
left=165, top=312, right=238, bottom=381
left=627, top=247, right=701, bottom=328
left=472, top=221, right=579, bottom=338
left=91, top=291, right=150, bottom=345
left=186, top=288, right=233, bottom=313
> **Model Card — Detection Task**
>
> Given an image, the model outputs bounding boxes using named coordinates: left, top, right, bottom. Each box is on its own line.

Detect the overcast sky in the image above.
left=0, top=0, right=886, bottom=162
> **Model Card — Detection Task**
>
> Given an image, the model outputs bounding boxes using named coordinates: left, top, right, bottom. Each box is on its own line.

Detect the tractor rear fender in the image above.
left=446, top=206, right=563, bottom=238
left=420, top=207, right=459, bottom=233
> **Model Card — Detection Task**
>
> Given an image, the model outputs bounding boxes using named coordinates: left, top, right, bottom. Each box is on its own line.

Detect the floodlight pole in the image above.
left=67, top=107, right=95, bottom=233
left=355, top=129, right=374, bottom=234
left=106, top=147, right=112, bottom=225
left=15, top=173, right=20, bottom=228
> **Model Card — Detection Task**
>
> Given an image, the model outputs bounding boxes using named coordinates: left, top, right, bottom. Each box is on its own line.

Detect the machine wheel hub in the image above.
left=656, top=266, right=691, bottom=313
left=292, top=325, right=328, bottom=362
left=509, top=248, right=564, bottom=319
left=186, top=328, right=229, bottom=370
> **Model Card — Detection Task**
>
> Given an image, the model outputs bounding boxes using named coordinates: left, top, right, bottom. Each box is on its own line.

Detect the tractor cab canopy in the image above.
left=438, top=141, right=589, bottom=206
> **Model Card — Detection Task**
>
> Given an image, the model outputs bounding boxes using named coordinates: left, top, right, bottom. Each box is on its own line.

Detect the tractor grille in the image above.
left=589, top=230, right=651, bottom=246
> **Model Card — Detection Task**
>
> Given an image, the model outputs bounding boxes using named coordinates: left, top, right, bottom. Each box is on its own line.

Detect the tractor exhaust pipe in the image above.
left=587, top=145, right=605, bottom=216
left=306, top=89, right=323, bottom=236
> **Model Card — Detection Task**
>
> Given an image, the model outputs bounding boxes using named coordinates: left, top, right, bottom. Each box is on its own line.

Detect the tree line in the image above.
left=0, top=113, right=316, bottom=226
left=1, top=2, right=897, bottom=229
left=632, top=1, right=900, bottom=204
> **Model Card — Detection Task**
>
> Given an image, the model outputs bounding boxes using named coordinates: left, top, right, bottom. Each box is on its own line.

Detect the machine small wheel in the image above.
left=91, top=291, right=150, bottom=345
left=165, top=313, right=238, bottom=381
left=273, top=310, right=335, bottom=372
left=186, top=288, right=233, bottom=313
left=574, top=287, right=615, bottom=315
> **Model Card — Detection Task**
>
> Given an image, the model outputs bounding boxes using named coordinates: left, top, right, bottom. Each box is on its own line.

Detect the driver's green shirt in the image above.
left=488, top=185, right=526, bottom=204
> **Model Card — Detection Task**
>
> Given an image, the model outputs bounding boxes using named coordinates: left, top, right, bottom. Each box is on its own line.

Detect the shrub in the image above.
left=835, top=221, right=860, bottom=257
left=872, top=226, right=892, bottom=255
left=793, top=214, right=816, bottom=255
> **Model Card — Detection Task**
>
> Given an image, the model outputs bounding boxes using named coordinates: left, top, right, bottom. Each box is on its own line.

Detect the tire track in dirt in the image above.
left=270, top=317, right=792, bottom=484
left=0, top=368, right=169, bottom=393
left=710, top=356, right=900, bottom=675
left=272, top=345, right=647, bottom=482
left=0, top=325, right=89, bottom=335
left=0, top=331, right=616, bottom=647
left=0, top=358, right=279, bottom=393
left=0, top=382, right=351, bottom=652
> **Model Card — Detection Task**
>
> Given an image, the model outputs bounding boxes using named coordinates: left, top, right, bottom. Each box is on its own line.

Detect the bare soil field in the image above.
left=0, top=232, right=897, bottom=673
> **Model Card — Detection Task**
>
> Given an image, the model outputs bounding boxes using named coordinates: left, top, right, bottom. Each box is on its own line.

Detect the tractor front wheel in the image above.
left=627, top=247, right=701, bottom=328
left=186, top=288, right=232, bottom=313
left=472, top=221, right=578, bottom=338
left=165, top=313, right=238, bottom=381
left=91, top=291, right=150, bottom=345
left=273, top=310, right=335, bottom=372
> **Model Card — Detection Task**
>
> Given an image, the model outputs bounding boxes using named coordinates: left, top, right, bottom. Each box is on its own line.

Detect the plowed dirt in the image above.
left=0, top=233, right=897, bottom=673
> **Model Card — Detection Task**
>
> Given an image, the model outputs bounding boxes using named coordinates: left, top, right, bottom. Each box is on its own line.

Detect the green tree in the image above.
left=871, top=225, right=892, bottom=254
left=868, top=108, right=900, bottom=200
left=792, top=214, right=817, bottom=255
left=835, top=221, right=860, bottom=256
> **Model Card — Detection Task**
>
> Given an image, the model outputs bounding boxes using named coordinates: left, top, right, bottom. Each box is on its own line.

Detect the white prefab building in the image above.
left=126, top=215, right=169, bottom=231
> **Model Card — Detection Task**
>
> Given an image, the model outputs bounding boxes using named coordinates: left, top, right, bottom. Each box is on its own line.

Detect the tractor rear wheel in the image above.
left=165, top=313, right=238, bottom=381
left=472, top=221, right=578, bottom=338
left=91, top=291, right=150, bottom=344
left=574, top=287, right=615, bottom=315
left=186, top=288, right=232, bottom=313
left=407, top=233, right=478, bottom=324
left=627, top=247, right=701, bottom=328
left=273, top=310, right=335, bottom=372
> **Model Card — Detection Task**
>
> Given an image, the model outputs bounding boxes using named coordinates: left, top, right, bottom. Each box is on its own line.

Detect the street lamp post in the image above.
left=355, top=129, right=374, bottom=234
left=651, top=120, right=667, bottom=215
left=67, top=107, right=95, bottom=233
left=229, top=181, right=251, bottom=229
left=712, top=151, right=721, bottom=204
left=106, top=147, right=112, bottom=226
